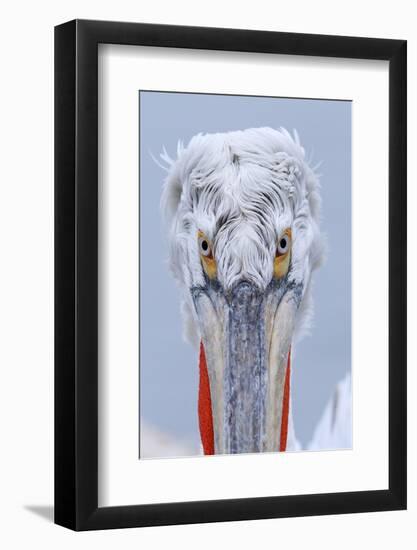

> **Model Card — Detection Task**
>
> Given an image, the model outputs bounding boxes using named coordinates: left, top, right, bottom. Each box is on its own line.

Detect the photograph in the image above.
left=139, top=91, right=352, bottom=458
left=0, top=2, right=409, bottom=544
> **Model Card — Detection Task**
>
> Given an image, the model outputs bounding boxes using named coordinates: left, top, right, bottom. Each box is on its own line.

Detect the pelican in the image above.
left=160, top=127, right=331, bottom=455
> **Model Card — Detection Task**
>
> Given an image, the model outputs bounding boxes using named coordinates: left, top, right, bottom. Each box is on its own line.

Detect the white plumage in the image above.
left=161, top=127, right=325, bottom=348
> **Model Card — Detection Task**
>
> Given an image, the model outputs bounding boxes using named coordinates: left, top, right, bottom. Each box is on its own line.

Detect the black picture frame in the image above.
left=55, top=19, right=407, bottom=531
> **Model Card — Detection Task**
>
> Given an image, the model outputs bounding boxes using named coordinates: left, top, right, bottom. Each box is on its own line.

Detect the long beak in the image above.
left=193, top=280, right=297, bottom=455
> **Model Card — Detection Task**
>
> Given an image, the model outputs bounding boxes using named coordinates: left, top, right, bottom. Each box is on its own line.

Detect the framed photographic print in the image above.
left=55, top=19, right=407, bottom=530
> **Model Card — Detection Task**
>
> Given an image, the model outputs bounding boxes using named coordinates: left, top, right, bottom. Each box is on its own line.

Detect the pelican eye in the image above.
left=277, top=235, right=289, bottom=256
left=199, top=236, right=212, bottom=257
left=274, top=228, right=292, bottom=278
left=198, top=231, right=217, bottom=279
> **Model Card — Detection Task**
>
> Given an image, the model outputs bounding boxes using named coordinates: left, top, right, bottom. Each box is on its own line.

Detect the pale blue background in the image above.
left=140, top=91, right=351, bottom=450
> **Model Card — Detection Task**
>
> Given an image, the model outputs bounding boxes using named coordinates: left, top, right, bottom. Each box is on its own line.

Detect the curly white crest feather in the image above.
left=160, top=127, right=325, bottom=347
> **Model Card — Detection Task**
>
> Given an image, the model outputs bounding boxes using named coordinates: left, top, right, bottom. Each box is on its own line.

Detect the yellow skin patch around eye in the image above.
left=198, top=230, right=217, bottom=279
left=274, top=228, right=292, bottom=279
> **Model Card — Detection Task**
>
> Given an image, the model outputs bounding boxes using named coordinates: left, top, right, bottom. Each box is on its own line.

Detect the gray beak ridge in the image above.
left=193, top=278, right=297, bottom=454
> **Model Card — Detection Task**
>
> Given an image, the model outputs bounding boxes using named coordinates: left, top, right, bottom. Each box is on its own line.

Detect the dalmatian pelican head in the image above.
left=161, top=127, right=324, bottom=455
